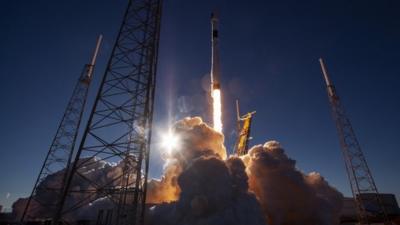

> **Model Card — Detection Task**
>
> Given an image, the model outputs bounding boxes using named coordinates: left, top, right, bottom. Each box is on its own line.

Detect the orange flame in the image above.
left=212, top=89, right=223, bottom=133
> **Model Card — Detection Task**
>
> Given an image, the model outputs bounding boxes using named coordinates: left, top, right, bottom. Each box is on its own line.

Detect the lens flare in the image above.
left=212, top=89, right=222, bottom=133
left=161, top=130, right=180, bottom=154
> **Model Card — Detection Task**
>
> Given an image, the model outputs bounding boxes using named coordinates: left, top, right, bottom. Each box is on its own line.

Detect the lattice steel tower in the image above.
left=20, top=35, right=103, bottom=222
left=54, top=1, right=162, bottom=225
left=319, top=58, right=392, bottom=225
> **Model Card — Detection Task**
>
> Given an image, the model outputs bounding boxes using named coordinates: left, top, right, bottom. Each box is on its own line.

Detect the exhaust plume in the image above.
left=12, top=117, right=343, bottom=225
left=243, top=141, right=343, bottom=225
left=212, top=89, right=223, bottom=133
left=12, top=157, right=134, bottom=221
left=210, top=12, right=223, bottom=133
left=147, top=117, right=226, bottom=204
left=146, top=117, right=343, bottom=225
left=147, top=155, right=266, bottom=225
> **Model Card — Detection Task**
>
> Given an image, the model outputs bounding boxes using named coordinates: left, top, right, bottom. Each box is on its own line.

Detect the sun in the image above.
left=161, top=130, right=180, bottom=154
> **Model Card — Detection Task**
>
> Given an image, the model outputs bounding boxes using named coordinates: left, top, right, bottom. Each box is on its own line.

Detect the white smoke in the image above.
left=147, top=117, right=226, bottom=204
left=12, top=157, right=133, bottom=221
left=147, top=156, right=266, bottom=225
left=146, top=117, right=343, bottom=225
left=243, top=141, right=343, bottom=225
left=13, top=117, right=343, bottom=225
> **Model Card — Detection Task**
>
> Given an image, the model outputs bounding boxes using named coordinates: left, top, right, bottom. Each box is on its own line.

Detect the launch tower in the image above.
left=13, top=3, right=398, bottom=225
left=319, top=58, right=392, bottom=225
left=20, top=35, right=102, bottom=223
left=53, top=1, right=162, bottom=225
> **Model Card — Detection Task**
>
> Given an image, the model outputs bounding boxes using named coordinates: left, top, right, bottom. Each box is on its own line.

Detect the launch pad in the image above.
left=0, top=2, right=399, bottom=225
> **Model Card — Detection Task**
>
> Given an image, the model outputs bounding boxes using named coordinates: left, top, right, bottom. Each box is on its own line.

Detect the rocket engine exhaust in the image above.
left=211, top=12, right=223, bottom=133
left=212, top=89, right=222, bottom=132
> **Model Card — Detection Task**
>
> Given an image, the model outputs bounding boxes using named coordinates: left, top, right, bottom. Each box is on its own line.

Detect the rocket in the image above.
left=210, top=12, right=221, bottom=90
left=210, top=11, right=223, bottom=132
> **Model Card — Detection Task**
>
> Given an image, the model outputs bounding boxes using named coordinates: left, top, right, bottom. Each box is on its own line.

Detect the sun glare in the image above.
left=161, top=130, right=180, bottom=154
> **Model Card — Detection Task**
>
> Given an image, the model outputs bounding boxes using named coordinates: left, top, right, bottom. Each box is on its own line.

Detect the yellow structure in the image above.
left=234, top=100, right=256, bottom=156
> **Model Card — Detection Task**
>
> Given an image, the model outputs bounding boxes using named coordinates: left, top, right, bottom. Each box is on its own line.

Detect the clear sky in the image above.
left=0, top=0, right=399, bottom=211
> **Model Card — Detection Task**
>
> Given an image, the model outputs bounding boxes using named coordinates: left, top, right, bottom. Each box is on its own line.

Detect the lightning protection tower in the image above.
left=53, top=1, right=162, bottom=225
left=319, top=58, right=392, bottom=225
left=20, top=35, right=103, bottom=222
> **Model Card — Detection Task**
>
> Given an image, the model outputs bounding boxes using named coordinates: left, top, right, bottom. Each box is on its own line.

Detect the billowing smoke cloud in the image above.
left=12, top=157, right=134, bottom=221
left=147, top=156, right=266, bottom=225
left=146, top=117, right=343, bottom=225
left=12, top=117, right=343, bottom=225
left=147, top=117, right=265, bottom=224
left=243, top=141, right=343, bottom=225
left=146, top=117, right=226, bottom=204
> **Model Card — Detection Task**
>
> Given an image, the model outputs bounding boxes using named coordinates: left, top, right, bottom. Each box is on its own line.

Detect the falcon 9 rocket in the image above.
left=210, top=12, right=223, bottom=133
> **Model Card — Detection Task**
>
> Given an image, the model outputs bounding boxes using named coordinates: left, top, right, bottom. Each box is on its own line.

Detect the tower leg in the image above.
left=53, top=1, right=162, bottom=225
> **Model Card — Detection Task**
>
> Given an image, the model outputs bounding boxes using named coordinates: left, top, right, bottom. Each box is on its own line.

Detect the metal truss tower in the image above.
left=319, top=58, right=392, bottom=225
left=20, top=36, right=103, bottom=222
left=54, top=1, right=162, bottom=225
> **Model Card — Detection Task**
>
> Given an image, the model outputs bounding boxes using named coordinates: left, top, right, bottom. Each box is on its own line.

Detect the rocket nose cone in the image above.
left=211, top=11, right=219, bottom=20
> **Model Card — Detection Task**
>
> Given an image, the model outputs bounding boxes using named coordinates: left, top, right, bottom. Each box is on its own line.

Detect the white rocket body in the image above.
left=210, top=12, right=223, bottom=133
left=211, top=12, right=221, bottom=90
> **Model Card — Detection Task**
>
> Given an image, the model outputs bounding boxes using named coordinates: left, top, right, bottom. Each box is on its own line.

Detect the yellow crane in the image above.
left=234, top=100, right=256, bottom=156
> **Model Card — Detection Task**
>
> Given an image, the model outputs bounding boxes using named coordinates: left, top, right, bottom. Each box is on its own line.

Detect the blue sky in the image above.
left=0, top=0, right=399, bottom=210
